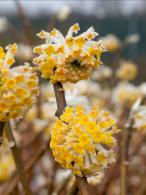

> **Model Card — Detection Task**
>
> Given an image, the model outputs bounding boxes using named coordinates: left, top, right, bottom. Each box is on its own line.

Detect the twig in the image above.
left=53, top=82, right=67, bottom=117
left=67, top=179, right=78, bottom=195
left=53, top=82, right=90, bottom=195
left=75, top=175, right=90, bottom=195
left=120, top=118, right=133, bottom=195
left=14, top=0, right=34, bottom=47
left=5, top=121, right=33, bottom=195
left=0, top=122, right=5, bottom=146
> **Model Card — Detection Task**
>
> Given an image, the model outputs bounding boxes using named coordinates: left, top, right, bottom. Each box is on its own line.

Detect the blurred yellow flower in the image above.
left=112, top=82, right=142, bottom=108
left=0, top=44, right=39, bottom=121
left=33, top=23, right=105, bottom=83
left=116, top=61, right=138, bottom=81
left=91, top=65, right=113, bottom=81
left=101, top=34, right=121, bottom=52
left=50, top=106, right=120, bottom=177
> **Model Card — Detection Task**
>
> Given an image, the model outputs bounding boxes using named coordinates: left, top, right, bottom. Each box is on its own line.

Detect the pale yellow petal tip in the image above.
left=72, top=23, right=80, bottom=33
left=50, top=28, right=58, bottom=36
left=36, top=30, right=47, bottom=39
left=5, top=43, right=18, bottom=54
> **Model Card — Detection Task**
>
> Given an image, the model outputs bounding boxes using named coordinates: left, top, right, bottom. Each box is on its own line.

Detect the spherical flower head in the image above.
left=125, top=34, right=140, bottom=45
left=91, top=65, right=113, bottom=81
left=101, top=34, right=121, bottom=52
left=116, top=61, right=138, bottom=81
left=0, top=44, right=39, bottom=121
left=33, top=23, right=106, bottom=83
left=50, top=106, right=120, bottom=177
left=112, top=82, right=142, bottom=109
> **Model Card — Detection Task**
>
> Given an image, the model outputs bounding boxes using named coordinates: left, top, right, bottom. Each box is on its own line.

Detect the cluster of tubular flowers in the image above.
left=116, top=61, right=138, bottom=81
left=50, top=106, right=120, bottom=177
left=91, top=65, right=113, bottom=81
left=33, top=23, right=105, bottom=83
left=101, top=34, right=121, bottom=52
left=0, top=43, right=39, bottom=121
left=112, top=82, right=142, bottom=108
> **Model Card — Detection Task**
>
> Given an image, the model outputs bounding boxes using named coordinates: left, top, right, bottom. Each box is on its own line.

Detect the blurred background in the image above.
left=0, top=0, right=146, bottom=83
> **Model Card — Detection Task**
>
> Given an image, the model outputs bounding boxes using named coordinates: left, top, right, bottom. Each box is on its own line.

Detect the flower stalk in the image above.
left=0, top=122, right=5, bottom=146
left=53, top=82, right=90, bottom=195
left=120, top=118, right=133, bottom=195
left=5, top=121, right=33, bottom=195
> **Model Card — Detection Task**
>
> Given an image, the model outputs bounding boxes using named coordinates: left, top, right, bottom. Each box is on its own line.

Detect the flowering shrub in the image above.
left=0, top=12, right=145, bottom=195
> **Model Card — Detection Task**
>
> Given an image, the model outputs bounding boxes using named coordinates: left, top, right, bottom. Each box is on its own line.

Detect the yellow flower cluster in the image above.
left=116, top=61, right=138, bottom=81
left=0, top=44, right=39, bottom=121
left=50, top=106, right=120, bottom=177
left=113, top=82, right=142, bottom=108
left=33, top=23, right=105, bottom=83
left=101, top=34, right=121, bottom=52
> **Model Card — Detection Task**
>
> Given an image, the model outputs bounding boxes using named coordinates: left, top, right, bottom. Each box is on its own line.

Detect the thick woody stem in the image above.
left=0, top=122, right=5, bottom=146
left=53, top=82, right=90, bottom=195
left=5, top=121, right=33, bottom=195
left=53, top=82, right=67, bottom=117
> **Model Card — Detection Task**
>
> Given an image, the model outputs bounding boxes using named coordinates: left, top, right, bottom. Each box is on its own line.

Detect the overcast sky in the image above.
left=0, top=0, right=145, bottom=17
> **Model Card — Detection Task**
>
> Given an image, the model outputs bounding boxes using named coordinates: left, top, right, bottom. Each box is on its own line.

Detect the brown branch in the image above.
left=75, top=175, right=89, bottom=195
left=53, top=82, right=90, bottom=195
left=5, top=121, right=33, bottom=195
left=120, top=118, right=133, bottom=195
left=0, top=122, right=5, bottom=146
left=53, top=82, right=67, bottom=117
left=14, top=0, right=34, bottom=47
